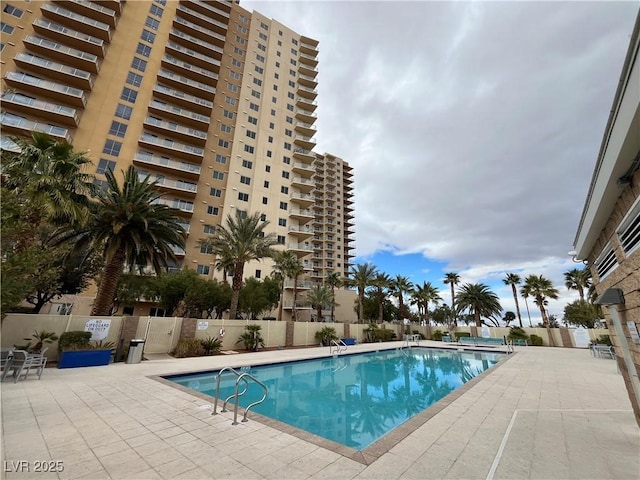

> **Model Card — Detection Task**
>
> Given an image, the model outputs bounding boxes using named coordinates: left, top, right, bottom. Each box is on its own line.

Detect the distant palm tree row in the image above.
left=343, top=262, right=592, bottom=334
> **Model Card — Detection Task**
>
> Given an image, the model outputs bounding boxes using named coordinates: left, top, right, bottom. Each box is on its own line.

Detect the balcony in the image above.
left=1, top=92, right=79, bottom=127
left=296, top=83, right=318, bottom=100
left=289, top=208, right=314, bottom=221
left=166, top=40, right=221, bottom=71
left=290, top=192, right=315, bottom=208
left=153, top=83, right=213, bottom=115
left=133, top=151, right=201, bottom=178
left=295, top=96, right=318, bottom=112
left=292, top=161, right=315, bottom=177
left=176, top=4, right=227, bottom=37
left=32, top=18, right=105, bottom=58
left=93, top=0, right=123, bottom=15
left=298, top=51, right=318, bottom=67
left=162, top=55, right=218, bottom=85
left=293, top=147, right=315, bottom=162
left=294, top=108, right=317, bottom=124
left=170, top=245, right=186, bottom=257
left=173, top=15, right=226, bottom=46
left=157, top=68, right=215, bottom=99
left=138, top=133, right=205, bottom=162
left=54, top=0, right=117, bottom=28
left=288, top=225, right=314, bottom=238
left=285, top=243, right=314, bottom=256
left=143, top=116, right=207, bottom=145
left=299, top=40, right=319, bottom=57
left=298, top=61, right=318, bottom=79
left=294, top=120, right=316, bottom=137
left=4, top=71, right=86, bottom=108
left=283, top=301, right=313, bottom=309
left=148, top=99, right=210, bottom=130
left=41, top=3, right=111, bottom=42
left=139, top=173, right=198, bottom=197
left=0, top=112, right=72, bottom=143
left=24, top=35, right=100, bottom=74
left=153, top=198, right=194, bottom=215
left=188, top=0, right=231, bottom=23
left=291, top=176, right=315, bottom=192
left=169, top=28, right=223, bottom=59
left=14, top=53, right=93, bottom=90
left=294, top=135, right=316, bottom=152
left=283, top=279, right=314, bottom=289
left=297, top=72, right=318, bottom=88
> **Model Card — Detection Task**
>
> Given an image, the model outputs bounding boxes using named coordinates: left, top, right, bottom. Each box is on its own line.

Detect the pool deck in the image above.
left=1, top=341, right=638, bottom=480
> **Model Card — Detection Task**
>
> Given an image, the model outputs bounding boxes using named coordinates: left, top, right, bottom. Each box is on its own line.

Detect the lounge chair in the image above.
left=1, top=348, right=14, bottom=381
left=3, top=350, right=33, bottom=383
left=26, top=348, right=48, bottom=379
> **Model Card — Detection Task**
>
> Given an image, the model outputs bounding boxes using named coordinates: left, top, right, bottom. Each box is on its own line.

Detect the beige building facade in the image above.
left=573, top=12, right=640, bottom=426
left=0, top=0, right=356, bottom=321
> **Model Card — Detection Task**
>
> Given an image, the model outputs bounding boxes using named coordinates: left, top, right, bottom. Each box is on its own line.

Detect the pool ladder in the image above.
left=212, top=366, right=268, bottom=425
left=330, top=339, right=348, bottom=355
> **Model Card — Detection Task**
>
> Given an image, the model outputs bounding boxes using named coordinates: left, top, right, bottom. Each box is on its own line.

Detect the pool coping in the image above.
left=150, top=345, right=516, bottom=466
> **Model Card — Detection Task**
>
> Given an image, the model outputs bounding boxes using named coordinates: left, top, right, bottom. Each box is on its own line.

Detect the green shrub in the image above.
left=362, top=324, right=396, bottom=343
left=315, top=326, right=338, bottom=346
left=592, top=335, right=612, bottom=346
left=431, top=329, right=444, bottom=341
left=172, top=338, right=203, bottom=358
left=200, top=336, right=222, bottom=355
left=236, top=324, right=265, bottom=352
left=529, top=334, right=543, bottom=346
left=507, top=326, right=529, bottom=341
left=58, top=331, right=92, bottom=351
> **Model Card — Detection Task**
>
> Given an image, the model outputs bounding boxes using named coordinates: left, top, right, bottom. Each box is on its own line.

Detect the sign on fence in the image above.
left=84, top=319, right=111, bottom=341
left=197, top=321, right=209, bottom=330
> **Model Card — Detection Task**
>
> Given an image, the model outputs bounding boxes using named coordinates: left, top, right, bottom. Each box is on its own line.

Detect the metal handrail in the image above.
left=212, top=367, right=268, bottom=424
left=330, top=339, right=347, bottom=355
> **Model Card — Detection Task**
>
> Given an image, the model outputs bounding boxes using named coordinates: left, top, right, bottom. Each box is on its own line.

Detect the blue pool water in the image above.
left=167, top=347, right=502, bottom=450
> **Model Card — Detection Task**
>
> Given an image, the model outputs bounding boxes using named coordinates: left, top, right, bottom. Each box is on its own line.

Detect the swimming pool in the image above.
left=166, top=347, right=503, bottom=451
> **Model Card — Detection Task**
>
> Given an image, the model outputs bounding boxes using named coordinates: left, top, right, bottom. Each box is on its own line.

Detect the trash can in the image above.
left=126, top=339, right=145, bottom=364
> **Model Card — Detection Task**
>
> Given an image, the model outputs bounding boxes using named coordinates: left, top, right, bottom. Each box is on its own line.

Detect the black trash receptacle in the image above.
left=126, top=339, right=145, bottom=364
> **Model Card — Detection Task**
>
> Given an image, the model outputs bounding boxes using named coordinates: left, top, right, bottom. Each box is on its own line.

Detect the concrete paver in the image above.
left=2, top=342, right=638, bottom=480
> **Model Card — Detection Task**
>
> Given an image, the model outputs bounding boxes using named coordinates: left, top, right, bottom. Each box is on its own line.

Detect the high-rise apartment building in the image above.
left=0, top=0, right=355, bottom=320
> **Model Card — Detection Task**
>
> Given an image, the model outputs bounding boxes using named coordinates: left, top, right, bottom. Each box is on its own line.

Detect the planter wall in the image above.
left=57, top=350, right=111, bottom=369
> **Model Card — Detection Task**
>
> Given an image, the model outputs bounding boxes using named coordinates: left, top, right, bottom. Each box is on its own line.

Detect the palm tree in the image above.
left=455, top=283, right=502, bottom=327
left=371, top=272, right=391, bottom=323
left=202, top=210, right=277, bottom=319
left=271, top=250, right=298, bottom=321
left=347, top=263, right=377, bottom=323
left=2, top=132, right=95, bottom=228
left=443, top=272, right=460, bottom=326
left=324, top=271, right=342, bottom=322
left=65, top=167, right=187, bottom=316
left=564, top=268, right=591, bottom=302
left=521, top=274, right=559, bottom=346
left=306, top=284, right=334, bottom=323
left=503, top=273, right=523, bottom=327
left=390, top=275, right=414, bottom=329
left=287, top=257, right=305, bottom=322
left=412, top=281, right=442, bottom=326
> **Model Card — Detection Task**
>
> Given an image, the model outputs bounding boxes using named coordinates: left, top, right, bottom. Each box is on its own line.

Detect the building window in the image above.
left=266, top=165, right=271, bottom=172
left=145, top=16, right=160, bottom=29
left=240, top=176, right=251, bottom=185
left=285, top=129, right=292, bottom=137
left=196, top=265, right=210, bottom=275
left=287, top=104, right=294, bottom=111
left=278, top=218, right=287, bottom=227
left=266, top=151, right=272, bottom=157
left=200, top=244, right=213, bottom=254
left=255, top=66, right=264, bottom=74
left=279, top=202, right=288, bottom=210
left=238, top=192, right=249, bottom=202
left=290, top=69, right=296, bottom=77
left=284, top=142, right=292, bottom=150
left=246, top=130, right=256, bottom=139
left=203, top=224, right=216, bottom=234
left=1, top=22, right=14, bottom=34
left=131, top=57, right=147, bottom=72
left=286, top=116, right=293, bottom=124
left=251, top=90, right=261, bottom=99
left=258, top=43, right=266, bottom=52
left=96, top=159, right=116, bottom=175
left=283, top=156, right=291, bottom=164
left=282, top=171, right=290, bottom=179
left=260, top=22, right=269, bottom=30
left=249, top=103, right=259, bottom=112
left=235, top=35, right=245, bottom=45
left=256, top=54, right=265, bottom=63
left=277, top=235, right=285, bottom=244
left=136, top=43, right=152, bottom=57
left=215, top=154, right=227, bottom=164
left=262, top=197, right=268, bottom=205
left=149, top=4, right=163, bottom=16
left=281, top=186, right=289, bottom=194
left=232, top=58, right=243, bottom=68
left=115, top=104, right=133, bottom=120
left=109, top=121, right=127, bottom=138
left=269, top=122, right=275, bottom=129
left=244, top=145, right=255, bottom=154
left=218, top=139, right=230, bottom=148
left=272, top=96, right=277, bottom=103
left=102, top=140, right=122, bottom=157
left=617, top=199, right=640, bottom=256
left=255, top=269, right=261, bottom=279
left=223, top=110, right=234, bottom=120
left=248, top=116, right=258, bottom=125
left=259, top=32, right=267, bottom=41
left=126, top=72, right=144, bottom=87
left=595, top=245, right=618, bottom=279
left=261, top=214, right=267, bottom=221
left=220, top=124, right=232, bottom=133
left=230, top=71, right=240, bottom=80
left=213, top=171, right=225, bottom=180
left=237, top=25, right=248, bottom=34
left=207, top=206, right=219, bottom=215
left=121, top=88, right=138, bottom=103
left=253, top=78, right=263, bottom=86
left=141, top=29, right=156, bottom=44
left=287, top=92, right=295, bottom=99
left=3, top=5, right=23, bottom=17
left=264, top=181, right=269, bottom=188
left=233, top=47, right=244, bottom=56
left=225, top=96, right=236, bottom=105
left=242, top=160, right=253, bottom=169
left=210, top=188, right=222, bottom=197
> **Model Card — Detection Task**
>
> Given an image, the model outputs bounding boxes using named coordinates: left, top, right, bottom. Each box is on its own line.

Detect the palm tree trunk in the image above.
left=540, top=304, right=556, bottom=347
left=511, top=284, right=523, bottom=327
left=228, top=261, right=244, bottom=319
left=277, top=282, right=285, bottom=321
left=377, top=291, right=384, bottom=324
left=91, top=247, right=126, bottom=316
left=450, top=284, right=456, bottom=326
left=331, top=286, right=335, bottom=323
left=358, top=289, right=364, bottom=323
left=475, top=308, right=482, bottom=327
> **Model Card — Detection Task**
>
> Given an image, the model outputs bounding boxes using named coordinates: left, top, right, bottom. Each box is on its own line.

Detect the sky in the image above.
left=244, top=0, right=639, bottom=324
